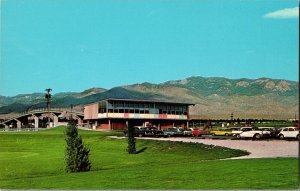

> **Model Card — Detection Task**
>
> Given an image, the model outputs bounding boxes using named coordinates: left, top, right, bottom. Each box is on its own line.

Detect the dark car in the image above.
left=162, top=128, right=184, bottom=137
left=145, top=126, right=164, bottom=137
left=124, top=126, right=163, bottom=137
left=124, top=126, right=147, bottom=137
left=270, top=127, right=282, bottom=138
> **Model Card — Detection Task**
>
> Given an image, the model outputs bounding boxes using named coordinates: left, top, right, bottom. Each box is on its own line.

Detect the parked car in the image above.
left=145, top=126, right=164, bottom=137
left=277, top=127, right=299, bottom=140
left=238, top=128, right=271, bottom=139
left=257, top=127, right=281, bottom=138
left=231, top=127, right=253, bottom=137
left=162, top=128, right=184, bottom=137
left=210, top=128, right=232, bottom=136
left=192, top=129, right=208, bottom=137
left=182, top=128, right=193, bottom=136
left=124, top=126, right=147, bottom=137
left=270, top=128, right=282, bottom=138
left=124, top=126, right=163, bottom=137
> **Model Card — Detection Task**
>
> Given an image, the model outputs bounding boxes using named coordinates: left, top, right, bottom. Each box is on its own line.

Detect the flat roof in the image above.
left=84, top=98, right=195, bottom=106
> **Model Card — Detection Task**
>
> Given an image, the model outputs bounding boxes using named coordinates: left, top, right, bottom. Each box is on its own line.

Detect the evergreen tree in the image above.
left=127, top=125, right=136, bottom=154
left=65, top=120, right=91, bottom=172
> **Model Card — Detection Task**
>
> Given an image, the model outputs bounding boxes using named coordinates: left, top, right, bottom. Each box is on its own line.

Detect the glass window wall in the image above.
left=104, top=100, right=189, bottom=115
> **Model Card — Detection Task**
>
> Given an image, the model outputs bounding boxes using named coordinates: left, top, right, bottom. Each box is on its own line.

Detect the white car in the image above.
left=183, top=128, right=193, bottom=136
left=231, top=127, right=253, bottom=137
left=277, top=127, right=299, bottom=140
left=239, top=128, right=271, bottom=139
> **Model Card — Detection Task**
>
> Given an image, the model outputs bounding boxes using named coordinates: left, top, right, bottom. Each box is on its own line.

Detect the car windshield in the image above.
left=219, top=128, right=230, bottom=131
left=164, top=128, right=175, bottom=132
left=261, top=128, right=270, bottom=131
left=231, top=128, right=240, bottom=131
left=242, top=128, right=252, bottom=131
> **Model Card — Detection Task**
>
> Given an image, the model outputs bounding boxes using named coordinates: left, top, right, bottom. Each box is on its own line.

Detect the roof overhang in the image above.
left=84, top=98, right=195, bottom=106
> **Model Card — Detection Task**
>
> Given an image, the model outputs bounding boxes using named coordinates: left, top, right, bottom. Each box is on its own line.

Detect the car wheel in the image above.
left=225, top=133, right=228, bottom=136
left=279, top=134, right=284, bottom=140
left=254, top=134, right=261, bottom=140
left=139, top=134, right=143, bottom=137
left=211, top=133, right=215, bottom=136
left=236, top=134, right=241, bottom=139
left=124, top=133, right=128, bottom=137
left=296, top=134, right=299, bottom=140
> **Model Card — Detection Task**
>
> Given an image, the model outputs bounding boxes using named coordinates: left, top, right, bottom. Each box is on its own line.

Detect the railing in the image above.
left=0, top=128, right=48, bottom=132
left=0, top=108, right=84, bottom=124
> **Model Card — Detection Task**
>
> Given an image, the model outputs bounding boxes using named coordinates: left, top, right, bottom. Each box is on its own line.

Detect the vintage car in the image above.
left=257, top=127, right=281, bottom=138
left=210, top=128, right=232, bottom=136
left=239, top=128, right=272, bottom=139
left=124, top=126, right=163, bottom=137
left=124, top=126, right=147, bottom=137
left=191, top=129, right=208, bottom=137
left=162, top=128, right=184, bottom=137
left=182, top=128, right=193, bottom=136
left=277, top=127, right=299, bottom=140
left=231, top=127, right=253, bottom=137
left=145, top=126, right=164, bottom=137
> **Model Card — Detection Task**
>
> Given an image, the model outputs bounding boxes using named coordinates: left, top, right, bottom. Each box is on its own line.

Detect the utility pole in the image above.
left=70, top=104, right=73, bottom=120
left=45, top=88, right=52, bottom=127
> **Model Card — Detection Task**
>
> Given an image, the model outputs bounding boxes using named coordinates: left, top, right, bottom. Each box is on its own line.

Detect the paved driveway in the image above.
left=138, top=137, right=299, bottom=159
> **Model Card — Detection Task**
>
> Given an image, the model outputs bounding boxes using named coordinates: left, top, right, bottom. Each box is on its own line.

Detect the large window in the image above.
left=98, top=101, right=107, bottom=113
left=104, top=100, right=189, bottom=115
left=156, top=103, right=188, bottom=115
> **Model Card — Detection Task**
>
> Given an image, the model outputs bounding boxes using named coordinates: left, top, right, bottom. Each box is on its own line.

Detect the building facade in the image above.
left=84, top=98, right=194, bottom=130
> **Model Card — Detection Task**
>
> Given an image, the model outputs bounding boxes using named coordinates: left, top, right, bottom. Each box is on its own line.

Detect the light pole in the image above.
left=45, top=88, right=52, bottom=127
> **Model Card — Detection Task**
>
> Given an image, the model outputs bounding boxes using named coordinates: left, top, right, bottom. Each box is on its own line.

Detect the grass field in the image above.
left=0, top=127, right=298, bottom=189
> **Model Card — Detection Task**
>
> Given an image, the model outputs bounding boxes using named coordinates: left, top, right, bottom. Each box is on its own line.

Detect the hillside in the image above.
left=0, top=76, right=298, bottom=119
left=123, top=77, right=299, bottom=119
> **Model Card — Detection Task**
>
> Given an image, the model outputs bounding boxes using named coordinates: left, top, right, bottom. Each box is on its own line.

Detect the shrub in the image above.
left=65, top=120, right=91, bottom=172
left=127, top=126, right=136, bottom=154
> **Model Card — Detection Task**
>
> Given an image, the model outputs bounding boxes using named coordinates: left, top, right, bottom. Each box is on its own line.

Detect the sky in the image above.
left=0, top=0, right=299, bottom=96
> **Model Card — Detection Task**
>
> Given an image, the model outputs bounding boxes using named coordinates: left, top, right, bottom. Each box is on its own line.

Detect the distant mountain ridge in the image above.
left=163, top=77, right=298, bottom=96
left=0, top=76, right=298, bottom=119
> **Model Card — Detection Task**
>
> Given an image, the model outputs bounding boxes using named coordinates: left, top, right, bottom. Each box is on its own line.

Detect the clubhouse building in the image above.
left=84, top=98, right=195, bottom=130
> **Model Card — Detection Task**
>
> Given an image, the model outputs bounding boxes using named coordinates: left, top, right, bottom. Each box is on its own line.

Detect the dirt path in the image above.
left=134, top=137, right=299, bottom=159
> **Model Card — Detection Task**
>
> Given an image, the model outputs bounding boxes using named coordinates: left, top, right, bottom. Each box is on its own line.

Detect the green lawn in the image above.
left=0, top=127, right=298, bottom=190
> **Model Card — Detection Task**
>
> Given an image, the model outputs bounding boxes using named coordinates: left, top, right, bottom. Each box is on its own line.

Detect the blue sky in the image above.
left=1, top=0, right=299, bottom=96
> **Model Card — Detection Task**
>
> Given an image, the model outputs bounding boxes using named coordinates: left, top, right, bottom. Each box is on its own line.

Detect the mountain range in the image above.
left=0, top=76, right=298, bottom=120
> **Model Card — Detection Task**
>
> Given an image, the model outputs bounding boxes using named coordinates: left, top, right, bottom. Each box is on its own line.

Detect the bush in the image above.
left=65, top=120, right=91, bottom=172
left=127, top=126, right=136, bottom=154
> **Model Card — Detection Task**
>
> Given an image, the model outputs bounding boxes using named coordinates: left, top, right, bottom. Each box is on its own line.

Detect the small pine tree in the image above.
left=127, top=126, right=136, bottom=154
left=65, top=120, right=91, bottom=172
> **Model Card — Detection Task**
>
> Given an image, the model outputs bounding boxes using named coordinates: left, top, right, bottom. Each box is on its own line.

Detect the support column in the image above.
left=34, top=115, right=39, bottom=129
left=95, top=121, right=98, bottom=129
left=77, top=117, right=82, bottom=126
left=187, top=121, right=189, bottom=128
left=16, top=119, right=21, bottom=131
left=109, top=119, right=111, bottom=130
left=4, top=124, right=9, bottom=131
left=53, top=114, right=58, bottom=127
left=92, top=121, right=96, bottom=130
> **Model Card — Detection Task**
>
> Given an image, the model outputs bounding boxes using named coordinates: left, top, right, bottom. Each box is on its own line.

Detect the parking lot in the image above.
left=137, top=136, right=299, bottom=159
